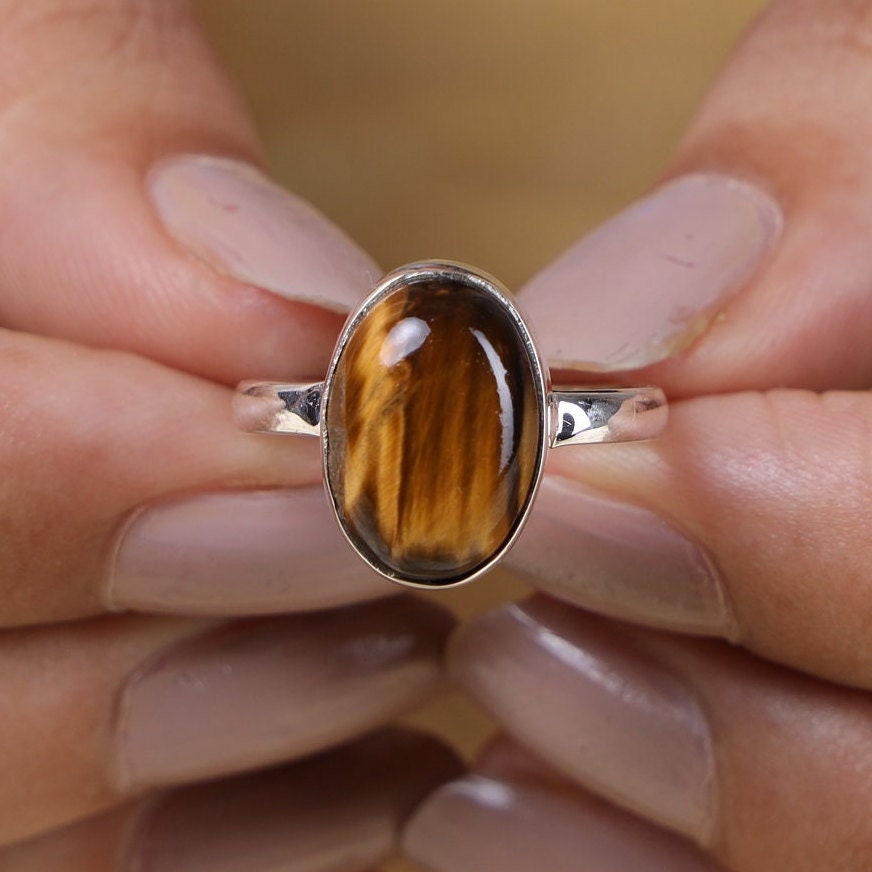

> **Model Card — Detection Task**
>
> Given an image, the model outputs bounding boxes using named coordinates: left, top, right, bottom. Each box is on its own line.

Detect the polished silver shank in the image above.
left=233, top=381, right=322, bottom=435
left=549, top=386, right=667, bottom=446
left=234, top=381, right=667, bottom=445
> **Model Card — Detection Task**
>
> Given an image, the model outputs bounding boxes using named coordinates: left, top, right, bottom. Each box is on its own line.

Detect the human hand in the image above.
left=404, top=3, right=872, bottom=870
left=0, top=2, right=460, bottom=868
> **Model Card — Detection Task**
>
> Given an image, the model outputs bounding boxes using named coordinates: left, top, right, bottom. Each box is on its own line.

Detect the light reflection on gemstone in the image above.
left=471, top=327, right=514, bottom=473
left=379, top=316, right=431, bottom=368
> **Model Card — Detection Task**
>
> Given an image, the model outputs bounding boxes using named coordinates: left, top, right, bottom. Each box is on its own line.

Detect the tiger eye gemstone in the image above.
left=325, top=277, right=542, bottom=585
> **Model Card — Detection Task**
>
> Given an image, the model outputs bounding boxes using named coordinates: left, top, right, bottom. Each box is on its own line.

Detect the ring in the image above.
left=234, top=261, right=667, bottom=589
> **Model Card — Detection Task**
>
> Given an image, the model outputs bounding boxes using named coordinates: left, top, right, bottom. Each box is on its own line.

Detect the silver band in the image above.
left=234, top=381, right=667, bottom=447
left=234, top=381, right=323, bottom=436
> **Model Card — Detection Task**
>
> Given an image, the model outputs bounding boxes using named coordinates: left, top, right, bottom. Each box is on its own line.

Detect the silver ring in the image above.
left=234, top=261, right=667, bottom=590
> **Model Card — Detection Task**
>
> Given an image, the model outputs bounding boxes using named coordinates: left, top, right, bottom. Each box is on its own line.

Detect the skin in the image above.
left=405, top=2, right=872, bottom=871
left=0, top=0, right=460, bottom=866
left=2, top=1, right=872, bottom=870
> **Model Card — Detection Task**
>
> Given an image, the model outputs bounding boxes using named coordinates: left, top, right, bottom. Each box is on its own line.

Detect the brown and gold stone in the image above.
left=325, top=276, right=542, bottom=585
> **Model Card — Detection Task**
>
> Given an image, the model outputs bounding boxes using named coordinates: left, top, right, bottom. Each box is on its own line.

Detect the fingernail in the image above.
left=109, top=487, right=391, bottom=615
left=475, top=735, right=565, bottom=787
left=115, top=598, right=453, bottom=790
left=130, top=729, right=463, bottom=872
left=450, top=599, right=717, bottom=842
left=507, top=476, right=733, bottom=636
left=404, top=775, right=715, bottom=872
left=149, top=155, right=378, bottom=311
left=521, top=173, right=781, bottom=370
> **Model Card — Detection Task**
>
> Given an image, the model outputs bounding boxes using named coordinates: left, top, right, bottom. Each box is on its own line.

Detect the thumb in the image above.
left=509, top=0, right=872, bottom=686
left=0, top=0, right=377, bottom=384
left=522, top=0, right=872, bottom=397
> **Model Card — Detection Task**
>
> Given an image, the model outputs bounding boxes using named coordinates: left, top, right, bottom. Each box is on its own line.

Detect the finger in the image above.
left=0, top=329, right=393, bottom=627
left=508, top=0, right=872, bottom=688
left=508, top=388, right=872, bottom=687
left=404, top=737, right=719, bottom=872
left=451, top=598, right=872, bottom=871
left=1, top=728, right=462, bottom=872
left=0, top=0, right=378, bottom=384
left=521, top=0, right=872, bottom=396
left=0, top=596, right=450, bottom=846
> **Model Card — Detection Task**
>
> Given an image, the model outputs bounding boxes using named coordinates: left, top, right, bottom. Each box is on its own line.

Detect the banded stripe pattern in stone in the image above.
left=325, top=278, right=541, bottom=585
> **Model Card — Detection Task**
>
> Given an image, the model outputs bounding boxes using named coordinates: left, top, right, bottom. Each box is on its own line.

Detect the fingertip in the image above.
left=519, top=173, right=782, bottom=375
left=147, top=154, right=380, bottom=314
left=403, top=772, right=717, bottom=872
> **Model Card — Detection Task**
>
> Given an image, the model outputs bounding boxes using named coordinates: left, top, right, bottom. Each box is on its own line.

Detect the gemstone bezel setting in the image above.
left=320, top=260, right=550, bottom=589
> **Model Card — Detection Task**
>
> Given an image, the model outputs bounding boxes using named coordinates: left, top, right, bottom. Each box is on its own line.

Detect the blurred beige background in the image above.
left=192, top=3, right=767, bottom=869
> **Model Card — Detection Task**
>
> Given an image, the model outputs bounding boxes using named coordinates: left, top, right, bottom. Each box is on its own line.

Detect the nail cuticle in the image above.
left=104, top=502, right=148, bottom=613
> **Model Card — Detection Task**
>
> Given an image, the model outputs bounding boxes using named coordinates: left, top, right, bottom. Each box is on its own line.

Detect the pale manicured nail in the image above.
left=130, top=729, right=463, bottom=872
left=109, top=487, right=392, bottom=615
left=149, top=155, right=378, bottom=311
left=521, top=173, right=781, bottom=370
left=475, top=735, right=565, bottom=786
left=404, top=774, right=715, bottom=872
left=115, top=598, right=453, bottom=790
left=450, top=598, right=717, bottom=842
left=507, top=476, right=733, bottom=636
